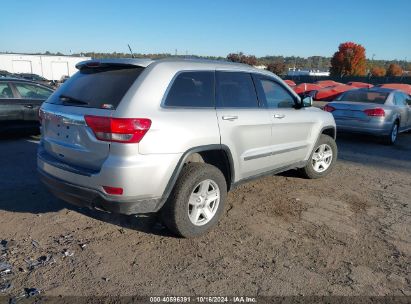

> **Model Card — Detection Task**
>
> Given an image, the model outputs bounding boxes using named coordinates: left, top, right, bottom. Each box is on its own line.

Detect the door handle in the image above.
left=273, top=114, right=285, bottom=119
left=24, top=105, right=34, bottom=109
left=222, top=115, right=238, bottom=121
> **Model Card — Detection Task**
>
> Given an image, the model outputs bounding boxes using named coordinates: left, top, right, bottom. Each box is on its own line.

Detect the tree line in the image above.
left=227, top=46, right=409, bottom=77
left=328, top=42, right=408, bottom=77
left=2, top=47, right=409, bottom=77
left=79, top=50, right=411, bottom=77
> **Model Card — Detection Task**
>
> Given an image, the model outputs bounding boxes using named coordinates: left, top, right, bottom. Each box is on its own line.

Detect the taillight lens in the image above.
left=364, top=108, right=385, bottom=117
left=84, top=115, right=151, bottom=143
left=323, top=104, right=336, bottom=112
left=102, top=186, right=123, bottom=195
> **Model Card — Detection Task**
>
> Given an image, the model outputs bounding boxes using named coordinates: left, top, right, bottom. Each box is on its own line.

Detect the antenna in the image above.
left=128, top=44, right=135, bottom=58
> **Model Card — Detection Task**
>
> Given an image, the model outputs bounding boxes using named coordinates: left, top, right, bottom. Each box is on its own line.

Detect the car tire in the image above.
left=161, top=163, right=227, bottom=238
left=383, top=121, right=399, bottom=145
left=300, top=134, right=337, bottom=179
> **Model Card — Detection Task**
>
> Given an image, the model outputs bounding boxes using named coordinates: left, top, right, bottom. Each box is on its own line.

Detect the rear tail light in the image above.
left=323, top=104, right=335, bottom=112
left=84, top=115, right=151, bottom=143
left=102, top=186, right=123, bottom=195
left=364, top=108, right=385, bottom=117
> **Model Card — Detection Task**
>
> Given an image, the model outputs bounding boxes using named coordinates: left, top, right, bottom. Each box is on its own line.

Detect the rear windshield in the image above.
left=47, top=65, right=144, bottom=109
left=337, top=90, right=389, bottom=104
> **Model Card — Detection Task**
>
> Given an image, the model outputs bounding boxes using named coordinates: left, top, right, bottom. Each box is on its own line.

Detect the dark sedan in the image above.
left=17, top=73, right=55, bottom=87
left=0, top=78, right=54, bottom=134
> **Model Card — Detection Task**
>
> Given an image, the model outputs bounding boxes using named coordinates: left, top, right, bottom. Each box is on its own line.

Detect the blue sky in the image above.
left=1, top=0, right=410, bottom=60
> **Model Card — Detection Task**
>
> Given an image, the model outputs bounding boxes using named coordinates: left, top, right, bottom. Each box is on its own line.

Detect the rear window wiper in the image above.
left=59, top=94, right=89, bottom=105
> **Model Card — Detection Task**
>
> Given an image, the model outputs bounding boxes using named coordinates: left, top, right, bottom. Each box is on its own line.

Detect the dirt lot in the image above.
left=0, top=132, right=410, bottom=298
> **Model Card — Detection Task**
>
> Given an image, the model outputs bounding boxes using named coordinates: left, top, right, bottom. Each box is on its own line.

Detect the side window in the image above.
left=164, top=72, right=214, bottom=107
left=14, top=83, right=52, bottom=99
left=258, top=79, right=295, bottom=108
left=0, top=83, right=13, bottom=98
left=394, top=92, right=407, bottom=106
left=216, top=72, right=259, bottom=108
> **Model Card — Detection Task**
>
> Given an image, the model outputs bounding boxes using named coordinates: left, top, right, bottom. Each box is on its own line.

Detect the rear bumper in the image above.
left=335, top=119, right=392, bottom=136
left=37, top=141, right=181, bottom=215
left=38, top=168, right=162, bottom=214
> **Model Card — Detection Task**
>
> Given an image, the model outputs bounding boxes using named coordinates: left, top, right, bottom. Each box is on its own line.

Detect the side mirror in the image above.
left=406, top=98, right=411, bottom=106
left=302, top=96, right=313, bottom=107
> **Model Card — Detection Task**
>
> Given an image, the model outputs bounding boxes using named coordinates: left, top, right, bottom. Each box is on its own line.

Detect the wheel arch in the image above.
left=321, top=126, right=336, bottom=139
left=157, top=144, right=235, bottom=211
left=305, top=125, right=337, bottom=162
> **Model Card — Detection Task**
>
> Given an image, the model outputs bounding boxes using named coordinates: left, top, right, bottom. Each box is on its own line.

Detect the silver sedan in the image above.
left=323, top=87, right=411, bottom=144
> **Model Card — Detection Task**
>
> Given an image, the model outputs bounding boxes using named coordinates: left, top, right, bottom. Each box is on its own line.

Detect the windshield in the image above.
left=46, top=65, right=144, bottom=109
left=337, top=90, right=389, bottom=104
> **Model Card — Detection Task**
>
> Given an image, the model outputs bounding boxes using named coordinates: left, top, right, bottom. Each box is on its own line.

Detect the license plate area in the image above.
left=335, top=109, right=365, bottom=120
left=43, top=111, right=85, bottom=145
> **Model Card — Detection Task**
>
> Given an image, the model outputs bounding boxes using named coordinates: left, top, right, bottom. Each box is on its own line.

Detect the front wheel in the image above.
left=161, top=163, right=227, bottom=238
left=300, top=134, right=337, bottom=179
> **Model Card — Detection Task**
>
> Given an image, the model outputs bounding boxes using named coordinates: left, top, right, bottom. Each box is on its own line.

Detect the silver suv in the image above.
left=38, top=58, right=337, bottom=237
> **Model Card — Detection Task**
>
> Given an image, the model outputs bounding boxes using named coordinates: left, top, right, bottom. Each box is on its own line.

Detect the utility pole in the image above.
left=128, top=44, right=134, bottom=58
left=369, top=54, right=375, bottom=79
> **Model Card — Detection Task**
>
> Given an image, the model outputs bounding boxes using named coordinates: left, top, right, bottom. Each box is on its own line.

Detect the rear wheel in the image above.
left=383, top=121, right=399, bottom=145
left=300, top=134, right=337, bottom=179
left=161, top=163, right=227, bottom=238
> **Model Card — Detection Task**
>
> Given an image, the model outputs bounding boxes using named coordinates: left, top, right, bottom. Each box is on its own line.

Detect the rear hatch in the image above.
left=40, top=61, right=147, bottom=171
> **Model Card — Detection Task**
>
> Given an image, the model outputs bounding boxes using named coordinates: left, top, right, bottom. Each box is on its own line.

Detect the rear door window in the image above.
left=0, top=83, right=14, bottom=98
left=14, top=83, right=52, bottom=99
left=394, top=92, right=407, bottom=106
left=47, top=65, right=144, bottom=109
left=216, top=72, right=259, bottom=108
left=164, top=71, right=214, bottom=107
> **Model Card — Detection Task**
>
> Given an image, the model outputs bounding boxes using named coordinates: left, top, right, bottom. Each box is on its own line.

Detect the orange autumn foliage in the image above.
left=330, top=42, right=367, bottom=76
left=370, top=66, right=386, bottom=77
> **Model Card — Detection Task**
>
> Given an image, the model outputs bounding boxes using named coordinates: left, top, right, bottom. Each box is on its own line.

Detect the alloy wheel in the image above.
left=391, top=124, right=398, bottom=143
left=311, top=144, right=333, bottom=173
left=187, top=179, right=220, bottom=226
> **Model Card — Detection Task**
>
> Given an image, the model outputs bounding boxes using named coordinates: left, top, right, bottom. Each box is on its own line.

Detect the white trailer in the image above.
left=0, top=53, right=91, bottom=81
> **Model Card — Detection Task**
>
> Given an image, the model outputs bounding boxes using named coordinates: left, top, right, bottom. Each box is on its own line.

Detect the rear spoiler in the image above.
left=76, top=58, right=154, bottom=70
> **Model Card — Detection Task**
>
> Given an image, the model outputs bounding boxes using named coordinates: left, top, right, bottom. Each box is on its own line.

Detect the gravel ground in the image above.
left=0, top=132, right=410, bottom=298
